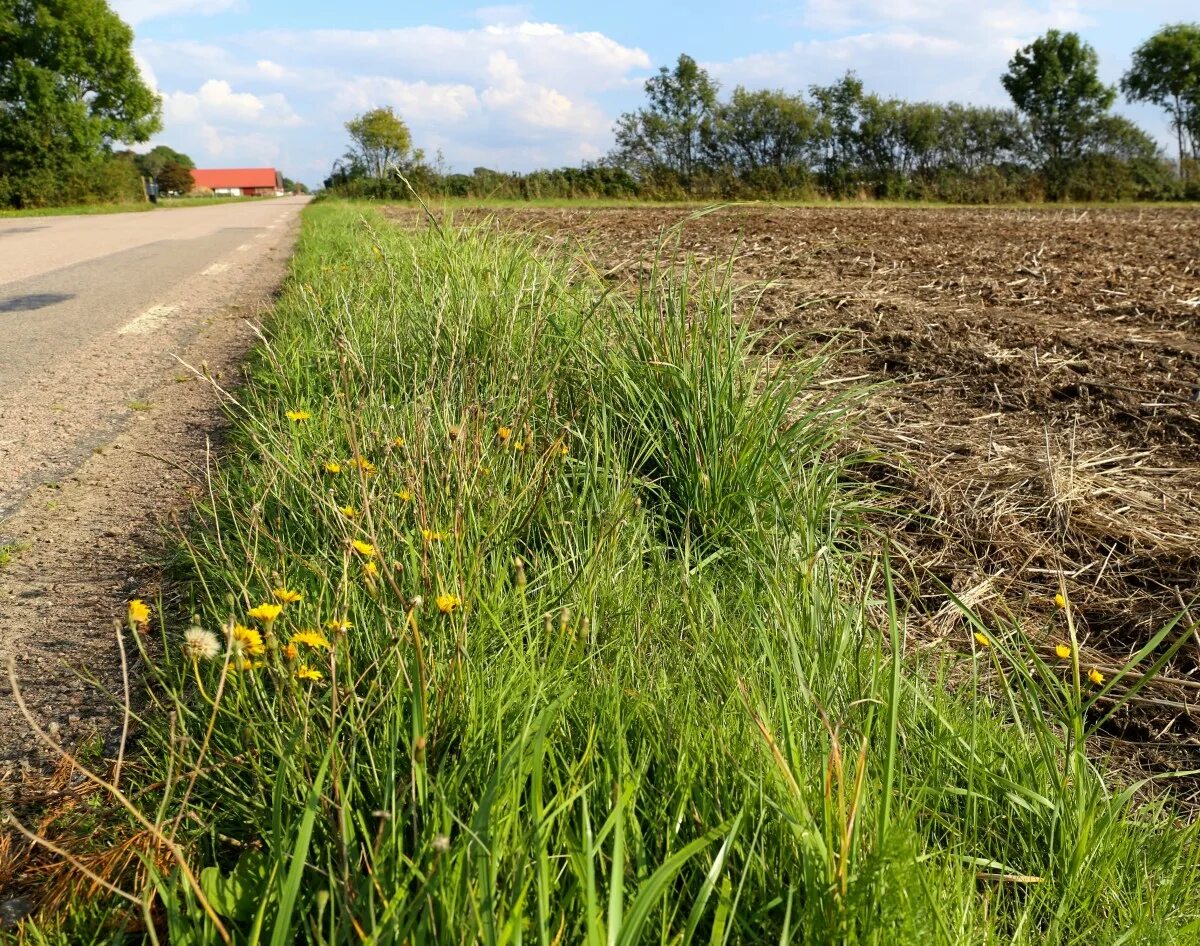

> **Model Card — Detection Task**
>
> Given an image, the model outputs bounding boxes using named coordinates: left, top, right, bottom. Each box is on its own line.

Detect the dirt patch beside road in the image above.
left=396, top=204, right=1200, bottom=780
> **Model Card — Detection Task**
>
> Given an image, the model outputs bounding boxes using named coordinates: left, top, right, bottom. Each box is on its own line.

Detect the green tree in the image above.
left=136, top=144, right=195, bottom=181
left=1122, top=23, right=1200, bottom=180
left=612, top=54, right=719, bottom=183
left=0, top=0, right=160, bottom=191
left=713, top=87, right=818, bottom=174
left=809, top=73, right=867, bottom=195
left=344, top=107, right=417, bottom=179
left=1001, top=30, right=1116, bottom=198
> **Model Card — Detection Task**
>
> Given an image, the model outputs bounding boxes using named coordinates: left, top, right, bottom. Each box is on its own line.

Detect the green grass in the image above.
left=0, top=195, right=276, bottom=217
left=372, top=195, right=1200, bottom=212
left=9, top=201, right=1199, bottom=944
left=0, top=202, right=153, bottom=218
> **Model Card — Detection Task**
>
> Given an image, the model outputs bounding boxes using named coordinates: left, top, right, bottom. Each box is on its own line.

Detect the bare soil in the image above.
left=395, top=204, right=1200, bottom=783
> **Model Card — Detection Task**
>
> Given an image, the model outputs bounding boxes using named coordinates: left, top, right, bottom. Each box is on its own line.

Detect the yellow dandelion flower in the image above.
left=513, top=441, right=526, bottom=453
left=325, top=618, right=352, bottom=633
left=296, top=665, right=323, bottom=682
left=282, top=642, right=299, bottom=661
left=554, top=443, right=569, bottom=458
left=497, top=426, right=512, bottom=442
left=1088, top=668, right=1105, bottom=685
left=393, top=437, right=406, bottom=448
left=324, top=461, right=342, bottom=474
left=352, top=539, right=377, bottom=557
left=350, top=456, right=376, bottom=475
left=286, top=410, right=311, bottom=422
left=421, top=529, right=447, bottom=543
left=396, top=488, right=413, bottom=502
left=247, top=603, right=283, bottom=623
left=340, top=505, right=358, bottom=518
left=973, top=632, right=990, bottom=648
left=436, top=593, right=461, bottom=614
left=363, top=560, right=379, bottom=578
left=127, top=599, right=151, bottom=626
left=236, top=659, right=264, bottom=672
left=230, top=624, right=265, bottom=657
left=1055, top=593, right=1067, bottom=610
left=273, top=587, right=302, bottom=604
left=291, top=630, right=332, bottom=650
left=1055, top=644, right=1072, bottom=660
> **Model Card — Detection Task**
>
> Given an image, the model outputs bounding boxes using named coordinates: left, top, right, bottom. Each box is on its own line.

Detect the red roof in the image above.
left=191, top=168, right=281, bottom=189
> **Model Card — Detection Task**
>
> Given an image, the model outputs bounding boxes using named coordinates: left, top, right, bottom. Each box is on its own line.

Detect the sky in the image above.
left=114, top=1, right=1200, bottom=187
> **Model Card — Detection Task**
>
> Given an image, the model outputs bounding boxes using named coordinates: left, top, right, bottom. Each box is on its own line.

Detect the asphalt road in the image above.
left=0, top=197, right=308, bottom=517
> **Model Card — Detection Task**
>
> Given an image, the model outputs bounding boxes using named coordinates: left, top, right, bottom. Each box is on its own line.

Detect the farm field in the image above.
left=400, top=204, right=1200, bottom=775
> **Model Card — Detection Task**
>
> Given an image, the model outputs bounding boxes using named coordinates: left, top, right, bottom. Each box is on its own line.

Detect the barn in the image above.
left=191, top=168, right=284, bottom=197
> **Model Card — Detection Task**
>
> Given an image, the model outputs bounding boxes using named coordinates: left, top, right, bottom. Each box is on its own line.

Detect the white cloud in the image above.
left=163, top=80, right=303, bottom=129
left=111, top=0, right=238, bottom=26
left=330, top=79, right=480, bottom=124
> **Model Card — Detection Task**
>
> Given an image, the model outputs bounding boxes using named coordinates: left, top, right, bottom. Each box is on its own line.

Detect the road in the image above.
left=0, top=196, right=306, bottom=774
left=0, top=197, right=307, bottom=516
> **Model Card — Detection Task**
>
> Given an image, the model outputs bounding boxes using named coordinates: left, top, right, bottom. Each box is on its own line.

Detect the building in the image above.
left=190, top=168, right=284, bottom=197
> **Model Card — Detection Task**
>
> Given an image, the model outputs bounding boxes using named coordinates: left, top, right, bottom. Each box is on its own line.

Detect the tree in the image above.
left=344, top=107, right=416, bottom=179
left=713, top=87, right=818, bottom=174
left=809, top=73, right=867, bottom=194
left=0, top=0, right=161, bottom=184
left=157, top=161, right=194, bottom=194
left=611, top=54, right=719, bottom=183
left=1122, top=23, right=1200, bottom=179
left=1001, top=30, right=1116, bottom=198
left=136, top=144, right=195, bottom=181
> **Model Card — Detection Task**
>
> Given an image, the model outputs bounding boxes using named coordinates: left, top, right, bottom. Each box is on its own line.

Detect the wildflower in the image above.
left=1055, top=644, right=1072, bottom=660
left=436, top=593, right=461, bottom=614
left=325, top=618, right=352, bottom=633
left=393, top=437, right=406, bottom=448
left=324, top=461, right=342, bottom=474
left=396, top=488, right=413, bottom=503
left=292, top=630, right=332, bottom=650
left=1088, top=668, right=1105, bottom=685
left=350, top=456, right=376, bottom=475
left=296, top=665, right=323, bottom=682
left=247, top=603, right=283, bottom=623
left=363, top=561, right=379, bottom=578
left=1055, top=593, right=1067, bottom=610
left=513, top=441, right=526, bottom=453
left=421, top=529, right=447, bottom=543
left=352, top=539, right=377, bottom=557
left=183, top=627, right=221, bottom=661
left=554, top=442, right=569, bottom=458
left=230, top=624, right=265, bottom=658
left=128, top=599, right=151, bottom=626
left=340, top=505, right=358, bottom=518
left=973, top=632, right=990, bottom=648
left=286, top=410, right=311, bottom=422
left=282, top=643, right=299, bottom=661
left=236, top=659, right=264, bottom=672
left=448, top=424, right=463, bottom=441
left=497, top=426, right=512, bottom=443
left=273, top=587, right=302, bottom=604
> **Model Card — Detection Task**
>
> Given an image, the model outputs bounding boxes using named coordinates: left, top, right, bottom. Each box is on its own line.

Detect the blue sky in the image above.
left=114, top=1, right=1199, bottom=187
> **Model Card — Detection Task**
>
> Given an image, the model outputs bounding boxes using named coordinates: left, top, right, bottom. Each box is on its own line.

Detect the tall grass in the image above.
left=11, top=202, right=1200, bottom=944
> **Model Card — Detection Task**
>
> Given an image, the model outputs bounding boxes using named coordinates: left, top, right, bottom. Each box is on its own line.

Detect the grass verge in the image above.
left=6, top=201, right=1199, bottom=944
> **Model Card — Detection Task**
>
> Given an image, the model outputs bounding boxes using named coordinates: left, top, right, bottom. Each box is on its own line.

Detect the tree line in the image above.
left=327, top=25, right=1200, bottom=203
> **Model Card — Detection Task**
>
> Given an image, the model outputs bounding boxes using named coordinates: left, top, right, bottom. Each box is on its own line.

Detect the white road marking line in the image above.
left=118, top=304, right=177, bottom=336
left=255, top=233, right=266, bottom=239
left=267, top=224, right=278, bottom=230
left=202, top=262, right=229, bottom=276
left=237, top=243, right=251, bottom=251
